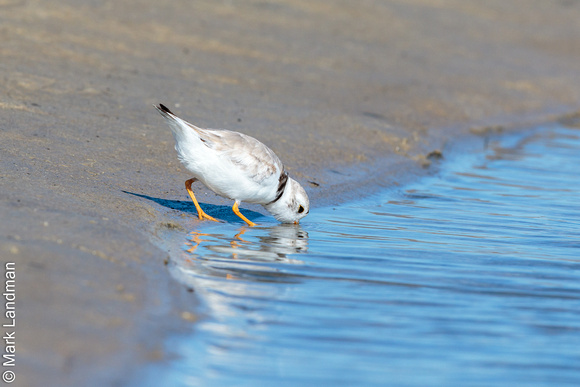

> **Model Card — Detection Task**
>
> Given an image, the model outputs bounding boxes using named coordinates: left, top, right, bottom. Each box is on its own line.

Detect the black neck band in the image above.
left=268, top=171, right=288, bottom=205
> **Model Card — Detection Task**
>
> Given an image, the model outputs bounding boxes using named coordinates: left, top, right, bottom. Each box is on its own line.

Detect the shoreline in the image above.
left=127, top=107, right=579, bottom=385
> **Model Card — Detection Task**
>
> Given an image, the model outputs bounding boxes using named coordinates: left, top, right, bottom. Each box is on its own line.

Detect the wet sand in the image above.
left=2, top=0, right=580, bottom=385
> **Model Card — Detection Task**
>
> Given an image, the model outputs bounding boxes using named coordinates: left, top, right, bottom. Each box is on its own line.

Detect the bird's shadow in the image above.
left=122, top=191, right=264, bottom=224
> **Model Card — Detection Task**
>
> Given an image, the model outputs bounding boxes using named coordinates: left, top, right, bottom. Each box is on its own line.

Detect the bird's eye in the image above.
left=298, top=205, right=305, bottom=214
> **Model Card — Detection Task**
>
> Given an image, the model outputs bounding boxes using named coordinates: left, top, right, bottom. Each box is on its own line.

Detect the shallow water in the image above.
left=145, top=124, right=580, bottom=386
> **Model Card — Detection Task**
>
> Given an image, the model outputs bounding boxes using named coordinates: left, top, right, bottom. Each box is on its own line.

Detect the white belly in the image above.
left=177, top=145, right=277, bottom=204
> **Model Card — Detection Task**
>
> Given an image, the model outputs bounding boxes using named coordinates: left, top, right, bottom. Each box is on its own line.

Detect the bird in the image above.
left=154, top=104, right=310, bottom=226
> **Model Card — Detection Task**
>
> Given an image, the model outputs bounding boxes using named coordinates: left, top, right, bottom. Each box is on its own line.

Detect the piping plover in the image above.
left=155, top=104, right=310, bottom=226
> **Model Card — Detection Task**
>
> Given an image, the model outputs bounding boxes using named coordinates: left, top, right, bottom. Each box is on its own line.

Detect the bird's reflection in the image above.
left=184, top=224, right=308, bottom=263
left=169, top=223, right=309, bottom=288
left=168, top=224, right=310, bottom=328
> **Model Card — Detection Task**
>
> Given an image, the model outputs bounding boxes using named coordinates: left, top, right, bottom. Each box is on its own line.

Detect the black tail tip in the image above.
left=156, top=103, right=174, bottom=115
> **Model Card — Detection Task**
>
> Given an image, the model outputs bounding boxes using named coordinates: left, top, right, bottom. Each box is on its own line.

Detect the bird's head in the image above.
left=264, top=178, right=310, bottom=224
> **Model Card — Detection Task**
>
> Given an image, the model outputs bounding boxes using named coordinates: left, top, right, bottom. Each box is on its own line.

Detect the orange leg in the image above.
left=232, top=200, right=256, bottom=227
left=185, top=178, right=219, bottom=222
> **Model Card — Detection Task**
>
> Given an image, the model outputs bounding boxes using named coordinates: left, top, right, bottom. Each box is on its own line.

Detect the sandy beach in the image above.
left=2, top=0, right=580, bottom=385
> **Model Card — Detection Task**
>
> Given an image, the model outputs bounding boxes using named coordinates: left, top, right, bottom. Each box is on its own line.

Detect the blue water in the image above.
left=145, top=124, right=580, bottom=386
